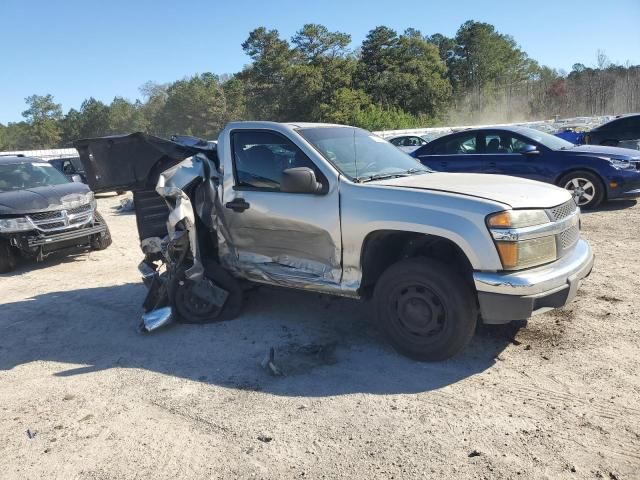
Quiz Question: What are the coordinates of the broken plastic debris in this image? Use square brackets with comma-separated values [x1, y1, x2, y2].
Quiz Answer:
[118, 197, 135, 212]
[261, 347, 283, 376]
[139, 307, 173, 333]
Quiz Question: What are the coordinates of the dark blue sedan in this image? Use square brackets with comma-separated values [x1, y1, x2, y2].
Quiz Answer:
[411, 126, 640, 208]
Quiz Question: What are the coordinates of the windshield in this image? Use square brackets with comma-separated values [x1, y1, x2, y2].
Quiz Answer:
[0, 162, 70, 192]
[520, 127, 575, 150]
[297, 126, 430, 181]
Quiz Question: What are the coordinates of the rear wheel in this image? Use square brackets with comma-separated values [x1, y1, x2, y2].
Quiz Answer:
[373, 258, 478, 361]
[558, 170, 604, 209]
[0, 241, 18, 274]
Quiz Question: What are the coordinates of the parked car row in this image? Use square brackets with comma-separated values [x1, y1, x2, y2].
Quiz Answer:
[399, 125, 640, 209]
[0, 155, 112, 273]
[584, 113, 640, 150]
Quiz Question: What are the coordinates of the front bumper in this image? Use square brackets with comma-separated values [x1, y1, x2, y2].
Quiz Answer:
[606, 169, 640, 199]
[473, 239, 594, 324]
[4, 223, 107, 257]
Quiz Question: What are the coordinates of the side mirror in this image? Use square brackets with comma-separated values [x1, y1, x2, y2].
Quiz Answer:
[71, 174, 83, 183]
[281, 167, 323, 194]
[521, 144, 540, 156]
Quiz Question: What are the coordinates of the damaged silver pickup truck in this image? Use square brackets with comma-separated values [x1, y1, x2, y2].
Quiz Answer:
[75, 122, 594, 361]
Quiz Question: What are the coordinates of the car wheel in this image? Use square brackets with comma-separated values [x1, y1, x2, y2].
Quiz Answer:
[91, 211, 113, 250]
[373, 257, 478, 361]
[168, 261, 243, 324]
[558, 170, 604, 209]
[0, 241, 18, 273]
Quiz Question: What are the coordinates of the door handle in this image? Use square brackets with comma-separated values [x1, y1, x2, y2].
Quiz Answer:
[225, 198, 250, 213]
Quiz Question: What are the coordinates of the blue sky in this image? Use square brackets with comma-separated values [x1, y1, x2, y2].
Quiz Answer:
[1, 0, 639, 124]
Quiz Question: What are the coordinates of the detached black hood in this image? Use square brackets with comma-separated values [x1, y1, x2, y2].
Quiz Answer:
[0, 182, 90, 216]
[74, 133, 215, 193]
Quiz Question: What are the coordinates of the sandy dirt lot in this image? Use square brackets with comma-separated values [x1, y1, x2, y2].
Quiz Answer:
[1, 194, 639, 479]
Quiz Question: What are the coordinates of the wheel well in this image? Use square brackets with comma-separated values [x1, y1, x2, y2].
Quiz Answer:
[358, 230, 474, 298]
[555, 168, 607, 200]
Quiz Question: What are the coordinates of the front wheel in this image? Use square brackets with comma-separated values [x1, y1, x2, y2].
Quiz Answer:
[91, 211, 112, 250]
[0, 241, 18, 274]
[373, 258, 478, 361]
[558, 170, 604, 209]
[168, 261, 243, 324]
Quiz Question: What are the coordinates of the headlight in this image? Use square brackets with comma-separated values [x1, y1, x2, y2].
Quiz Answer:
[597, 156, 635, 170]
[494, 236, 557, 270]
[487, 209, 550, 228]
[0, 217, 32, 233]
[87, 191, 96, 209]
[487, 209, 557, 270]
[609, 158, 634, 170]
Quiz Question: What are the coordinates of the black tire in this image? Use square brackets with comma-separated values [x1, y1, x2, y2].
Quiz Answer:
[169, 260, 243, 324]
[373, 257, 478, 361]
[558, 170, 605, 209]
[91, 211, 113, 250]
[0, 241, 18, 274]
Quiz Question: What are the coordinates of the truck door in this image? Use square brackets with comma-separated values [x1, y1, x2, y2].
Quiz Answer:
[219, 129, 342, 288]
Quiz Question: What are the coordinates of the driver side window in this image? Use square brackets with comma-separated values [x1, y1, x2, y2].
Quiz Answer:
[433, 133, 477, 155]
[484, 133, 530, 154]
[231, 130, 319, 191]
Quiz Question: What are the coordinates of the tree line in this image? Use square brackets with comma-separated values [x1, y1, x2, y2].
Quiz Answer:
[2, 20, 639, 150]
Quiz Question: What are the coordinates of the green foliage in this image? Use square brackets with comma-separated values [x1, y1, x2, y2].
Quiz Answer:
[21, 94, 63, 148]
[355, 28, 451, 119]
[108, 97, 148, 134]
[2, 21, 639, 151]
[239, 27, 293, 119]
[154, 73, 226, 138]
[78, 98, 110, 138]
[351, 104, 431, 131]
[1, 122, 32, 150]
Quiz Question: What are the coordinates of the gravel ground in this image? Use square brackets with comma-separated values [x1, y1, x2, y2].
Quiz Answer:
[1, 194, 639, 480]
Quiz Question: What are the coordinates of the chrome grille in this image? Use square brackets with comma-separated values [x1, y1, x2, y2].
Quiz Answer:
[39, 221, 67, 230]
[548, 200, 578, 221]
[67, 204, 92, 215]
[26, 203, 94, 233]
[560, 224, 580, 250]
[28, 210, 62, 221]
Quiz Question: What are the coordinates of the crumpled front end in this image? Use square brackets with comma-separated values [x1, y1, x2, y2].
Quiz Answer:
[76, 133, 233, 331]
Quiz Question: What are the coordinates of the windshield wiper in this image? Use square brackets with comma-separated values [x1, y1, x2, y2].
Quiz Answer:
[357, 172, 406, 182]
[405, 167, 431, 174]
[357, 167, 430, 183]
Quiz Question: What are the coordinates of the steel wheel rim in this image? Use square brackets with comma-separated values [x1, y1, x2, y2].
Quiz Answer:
[564, 177, 596, 206]
[389, 283, 448, 344]
[176, 280, 221, 318]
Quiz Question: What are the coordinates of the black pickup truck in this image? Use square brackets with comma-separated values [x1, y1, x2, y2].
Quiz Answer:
[0, 155, 112, 273]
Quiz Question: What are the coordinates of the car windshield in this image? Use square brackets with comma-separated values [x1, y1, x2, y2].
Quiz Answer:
[0, 161, 70, 192]
[519, 127, 575, 150]
[297, 126, 431, 181]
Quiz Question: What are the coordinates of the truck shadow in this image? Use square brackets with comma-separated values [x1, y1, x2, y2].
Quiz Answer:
[0, 283, 516, 397]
